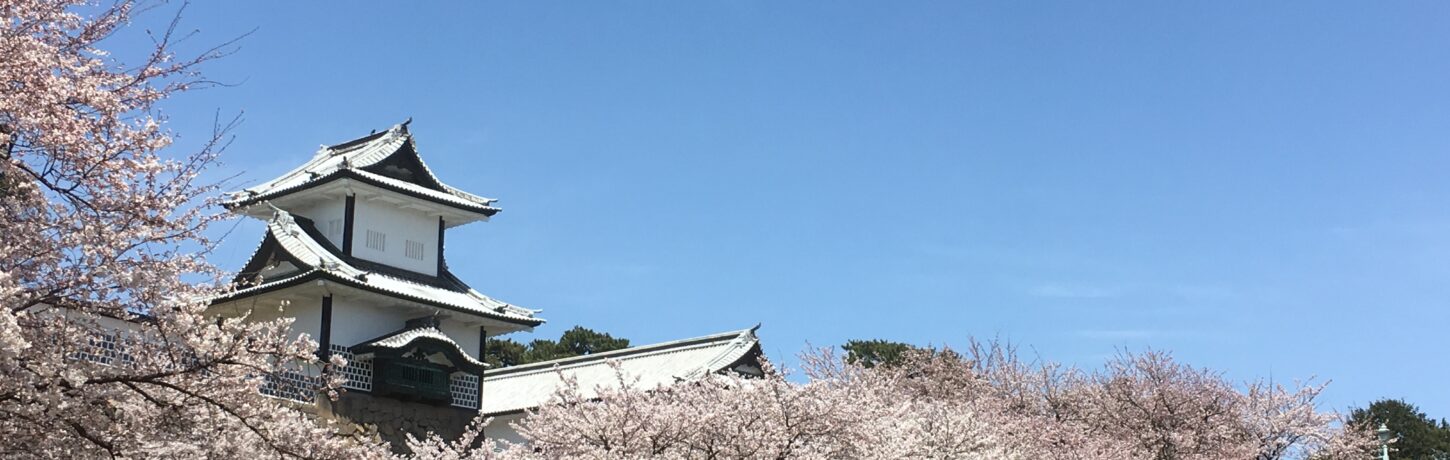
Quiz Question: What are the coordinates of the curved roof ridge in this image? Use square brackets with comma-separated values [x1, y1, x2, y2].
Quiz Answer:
[351, 324, 490, 372]
[222, 124, 502, 218]
[224, 124, 408, 203]
[401, 135, 498, 206]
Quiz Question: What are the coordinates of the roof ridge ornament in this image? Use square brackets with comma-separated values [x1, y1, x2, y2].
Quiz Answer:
[387, 119, 411, 135]
[266, 203, 292, 225]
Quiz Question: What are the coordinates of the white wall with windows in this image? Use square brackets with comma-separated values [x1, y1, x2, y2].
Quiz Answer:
[351, 200, 438, 275]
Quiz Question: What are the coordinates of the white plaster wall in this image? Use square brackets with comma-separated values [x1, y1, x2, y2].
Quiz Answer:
[290, 200, 346, 247]
[228, 298, 325, 343]
[329, 299, 418, 348]
[329, 299, 484, 362]
[90, 313, 141, 334]
[38, 306, 145, 337]
[289, 302, 323, 343]
[483, 413, 530, 445]
[280, 302, 323, 343]
[438, 318, 482, 359]
[351, 200, 438, 276]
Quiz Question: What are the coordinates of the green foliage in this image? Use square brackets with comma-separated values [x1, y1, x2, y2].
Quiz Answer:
[559, 326, 631, 356]
[842, 339, 919, 368]
[482, 338, 528, 368]
[1347, 399, 1450, 460]
[483, 326, 631, 368]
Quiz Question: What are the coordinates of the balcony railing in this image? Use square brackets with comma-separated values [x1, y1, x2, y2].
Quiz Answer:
[373, 357, 452, 403]
[325, 345, 480, 409]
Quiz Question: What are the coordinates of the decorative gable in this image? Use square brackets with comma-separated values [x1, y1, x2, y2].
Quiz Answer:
[349, 316, 487, 406]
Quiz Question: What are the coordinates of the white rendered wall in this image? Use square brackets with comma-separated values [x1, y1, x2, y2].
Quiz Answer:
[351, 200, 439, 276]
[438, 319, 482, 359]
[289, 200, 346, 248]
[329, 299, 419, 348]
[235, 298, 324, 344]
[330, 298, 483, 360]
[484, 413, 529, 445]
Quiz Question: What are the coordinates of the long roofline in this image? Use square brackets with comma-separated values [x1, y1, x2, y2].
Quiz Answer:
[479, 325, 763, 415]
[485, 325, 760, 377]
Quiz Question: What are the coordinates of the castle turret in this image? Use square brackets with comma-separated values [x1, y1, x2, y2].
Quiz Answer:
[211, 122, 543, 414]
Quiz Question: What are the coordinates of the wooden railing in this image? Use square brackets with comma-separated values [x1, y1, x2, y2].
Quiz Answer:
[373, 357, 451, 403]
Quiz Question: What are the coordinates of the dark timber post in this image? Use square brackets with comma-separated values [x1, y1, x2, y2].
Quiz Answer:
[319, 295, 334, 360]
[478, 327, 487, 407]
[342, 195, 356, 256]
[437, 216, 446, 274]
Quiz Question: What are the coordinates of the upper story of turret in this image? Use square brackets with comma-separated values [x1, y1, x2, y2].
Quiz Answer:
[213, 122, 543, 334]
[222, 120, 494, 277]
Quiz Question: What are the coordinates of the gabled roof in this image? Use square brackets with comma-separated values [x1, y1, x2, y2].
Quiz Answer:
[211, 209, 544, 327]
[480, 326, 763, 416]
[221, 121, 500, 217]
[352, 322, 490, 374]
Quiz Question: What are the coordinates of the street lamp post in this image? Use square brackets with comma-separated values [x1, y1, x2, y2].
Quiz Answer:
[1376, 422, 1391, 460]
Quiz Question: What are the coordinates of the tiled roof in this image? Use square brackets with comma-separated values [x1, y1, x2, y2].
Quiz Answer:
[479, 327, 762, 415]
[221, 122, 499, 215]
[212, 209, 543, 326]
[352, 325, 490, 371]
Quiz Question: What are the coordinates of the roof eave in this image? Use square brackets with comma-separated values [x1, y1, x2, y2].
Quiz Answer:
[222, 170, 500, 218]
[208, 271, 543, 327]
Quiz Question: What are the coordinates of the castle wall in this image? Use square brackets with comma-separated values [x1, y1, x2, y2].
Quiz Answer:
[328, 390, 480, 453]
[329, 299, 420, 348]
[438, 318, 482, 359]
[235, 297, 322, 344]
[351, 200, 439, 276]
[482, 412, 530, 446]
[290, 199, 346, 248]
[329, 298, 485, 365]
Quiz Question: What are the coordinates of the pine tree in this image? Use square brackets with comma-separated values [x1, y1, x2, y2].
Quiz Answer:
[1348, 399, 1450, 459]
[484, 326, 631, 367]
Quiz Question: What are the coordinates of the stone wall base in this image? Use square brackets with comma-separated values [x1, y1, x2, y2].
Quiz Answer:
[322, 391, 477, 453]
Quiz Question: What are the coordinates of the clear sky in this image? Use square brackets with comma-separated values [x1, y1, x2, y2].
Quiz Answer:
[142, 2, 1450, 417]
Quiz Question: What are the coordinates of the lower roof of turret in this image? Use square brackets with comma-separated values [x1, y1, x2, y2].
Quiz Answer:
[210, 209, 544, 327]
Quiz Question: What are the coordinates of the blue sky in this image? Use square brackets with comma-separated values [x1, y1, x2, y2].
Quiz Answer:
[140, 2, 1449, 417]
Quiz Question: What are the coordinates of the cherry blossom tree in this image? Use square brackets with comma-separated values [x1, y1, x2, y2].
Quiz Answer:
[0, 2, 1384, 459]
[405, 343, 1375, 460]
[1, 1, 389, 457]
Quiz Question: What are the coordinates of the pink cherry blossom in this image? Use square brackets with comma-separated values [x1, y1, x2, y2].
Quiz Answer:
[2, 2, 1382, 459]
[405, 342, 1375, 459]
[1, 1, 389, 457]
